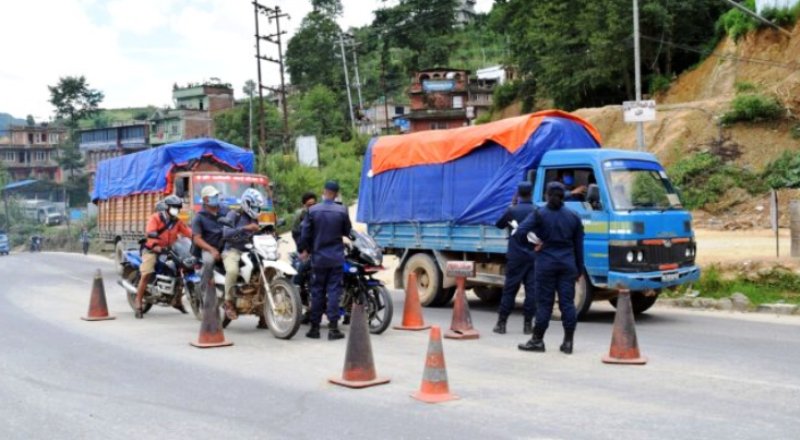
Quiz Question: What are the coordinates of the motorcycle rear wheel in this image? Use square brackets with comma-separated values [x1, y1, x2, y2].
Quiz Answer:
[264, 277, 302, 339]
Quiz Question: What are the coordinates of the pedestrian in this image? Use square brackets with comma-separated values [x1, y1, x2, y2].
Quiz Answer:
[80, 227, 90, 255]
[517, 181, 585, 354]
[191, 186, 234, 320]
[291, 192, 317, 323]
[134, 195, 192, 319]
[493, 181, 537, 335]
[300, 180, 352, 341]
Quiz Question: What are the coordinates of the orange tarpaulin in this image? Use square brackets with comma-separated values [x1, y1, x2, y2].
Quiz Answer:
[370, 110, 602, 176]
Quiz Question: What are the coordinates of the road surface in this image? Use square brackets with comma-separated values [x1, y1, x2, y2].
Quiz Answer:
[1, 252, 798, 439]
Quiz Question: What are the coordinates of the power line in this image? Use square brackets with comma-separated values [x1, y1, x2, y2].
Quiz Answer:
[254, 1, 291, 153]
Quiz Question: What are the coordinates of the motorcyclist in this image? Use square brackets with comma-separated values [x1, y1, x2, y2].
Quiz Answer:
[221, 188, 265, 321]
[191, 186, 228, 311]
[133, 195, 192, 319]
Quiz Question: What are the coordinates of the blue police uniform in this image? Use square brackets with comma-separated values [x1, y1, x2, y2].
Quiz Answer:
[517, 192, 584, 334]
[495, 199, 537, 326]
[300, 199, 352, 327]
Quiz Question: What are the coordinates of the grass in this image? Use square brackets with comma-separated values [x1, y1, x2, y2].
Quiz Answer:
[667, 265, 800, 305]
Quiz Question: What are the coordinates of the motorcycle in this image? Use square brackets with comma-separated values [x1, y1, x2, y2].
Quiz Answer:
[29, 235, 42, 252]
[118, 237, 199, 315]
[212, 231, 303, 340]
[291, 230, 393, 335]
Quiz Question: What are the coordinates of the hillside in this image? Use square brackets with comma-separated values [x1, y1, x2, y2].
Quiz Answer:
[0, 112, 25, 134]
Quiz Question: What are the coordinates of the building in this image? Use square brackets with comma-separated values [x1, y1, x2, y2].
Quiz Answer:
[78, 122, 150, 175]
[468, 65, 518, 121]
[150, 82, 234, 146]
[456, 0, 477, 25]
[358, 98, 410, 136]
[406, 68, 470, 133]
[0, 125, 66, 182]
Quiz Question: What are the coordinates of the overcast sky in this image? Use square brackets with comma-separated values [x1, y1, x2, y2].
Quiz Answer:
[0, 0, 493, 121]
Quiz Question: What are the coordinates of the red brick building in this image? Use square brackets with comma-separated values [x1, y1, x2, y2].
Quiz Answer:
[406, 68, 470, 133]
[0, 125, 66, 182]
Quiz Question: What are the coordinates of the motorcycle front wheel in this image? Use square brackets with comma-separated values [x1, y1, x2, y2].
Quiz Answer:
[264, 277, 302, 340]
[365, 285, 393, 335]
[124, 269, 153, 314]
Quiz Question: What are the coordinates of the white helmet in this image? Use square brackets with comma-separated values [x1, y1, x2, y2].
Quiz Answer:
[241, 188, 264, 220]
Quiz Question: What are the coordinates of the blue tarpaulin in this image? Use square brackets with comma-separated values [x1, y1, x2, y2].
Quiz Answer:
[357, 117, 601, 225]
[92, 138, 254, 201]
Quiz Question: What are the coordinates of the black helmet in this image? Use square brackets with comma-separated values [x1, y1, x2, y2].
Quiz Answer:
[164, 195, 183, 209]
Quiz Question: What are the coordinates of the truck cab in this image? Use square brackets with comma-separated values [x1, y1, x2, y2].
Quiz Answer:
[533, 148, 699, 312]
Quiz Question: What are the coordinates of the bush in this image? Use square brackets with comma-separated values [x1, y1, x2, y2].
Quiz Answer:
[762, 151, 800, 189]
[474, 112, 493, 125]
[668, 152, 766, 209]
[492, 81, 520, 111]
[720, 93, 784, 124]
[734, 81, 756, 93]
[761, 5, 800, 26]
[792, 124, 800, 140]
[717, 0, 758, 41]
[649, 74, 672, 95]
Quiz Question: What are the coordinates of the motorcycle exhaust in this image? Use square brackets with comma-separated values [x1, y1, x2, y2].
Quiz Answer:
[117, 279, 138, 295]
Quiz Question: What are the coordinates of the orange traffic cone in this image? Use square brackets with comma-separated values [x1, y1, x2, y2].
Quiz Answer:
[329, 301, 390, 388]
[411, 325, 459, 403]
[602, 290, 647, 365]
[190, 279, 233, 348]
[445, 277, 479, 340]
[81, 269, 115, 321]
[393, 272, 431, 331]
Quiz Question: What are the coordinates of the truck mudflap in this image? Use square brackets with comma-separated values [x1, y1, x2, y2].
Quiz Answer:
[606, 265, 700, 291]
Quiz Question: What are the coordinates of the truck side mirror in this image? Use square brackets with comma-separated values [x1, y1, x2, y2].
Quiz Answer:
[587, 184, 601, 210]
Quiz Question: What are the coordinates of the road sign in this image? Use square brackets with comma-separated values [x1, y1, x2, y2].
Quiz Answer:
[295, 136, 319, 168]
[622, 100, 657, 123]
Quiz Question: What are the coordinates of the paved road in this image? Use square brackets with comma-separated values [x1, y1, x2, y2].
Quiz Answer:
[1, 252, 799, 439]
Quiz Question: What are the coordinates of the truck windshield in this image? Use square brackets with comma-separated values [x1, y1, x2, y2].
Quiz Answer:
[192, 174, 274, 212]
[604, 160, 682, 211]
[46, 207, 58, 214]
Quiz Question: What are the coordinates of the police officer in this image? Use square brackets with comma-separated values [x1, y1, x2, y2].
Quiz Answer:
[517, 181, 584, 354]
[493, 181, 537, 335]
[300, 180, 352, 340]
[191, 186, 229, 318]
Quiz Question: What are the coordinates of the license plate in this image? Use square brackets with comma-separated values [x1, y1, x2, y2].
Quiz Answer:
[662, 272, 679, 282]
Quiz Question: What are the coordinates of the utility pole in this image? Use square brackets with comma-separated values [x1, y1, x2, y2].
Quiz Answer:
[252, 1, 266, 155]
[253, 2, 290, 153]
[381, 37, 390, 133]
[349, 38, 364, 112]
[338, 32, 356, 129]
[633, 0, 645, 151]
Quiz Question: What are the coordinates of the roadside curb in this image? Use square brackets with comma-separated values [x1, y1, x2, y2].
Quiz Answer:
[661, 295, 800, 316]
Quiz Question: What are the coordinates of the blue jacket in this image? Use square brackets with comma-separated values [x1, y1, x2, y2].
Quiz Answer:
[300, 200, 353, 268]
[516, 204, 584, 272]
[222, 210, 258, 252]
[495, 200, 537, 260]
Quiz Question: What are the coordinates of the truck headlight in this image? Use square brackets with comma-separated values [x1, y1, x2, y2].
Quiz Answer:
[636, 251, 644, 262]
[626, 251, 634, 263]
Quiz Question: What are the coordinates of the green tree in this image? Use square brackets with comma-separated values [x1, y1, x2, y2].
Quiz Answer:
[291, 85, 346, 139]
[286, 11, 342, 93]
[311, 0, 342, 17]
[374, 0, 459, 69]
[25, 115, 35, 126]
[214, 100, 283, 153]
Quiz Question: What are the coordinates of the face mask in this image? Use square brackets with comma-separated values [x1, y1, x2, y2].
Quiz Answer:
[562, 175, 574, 186]
[207, 195, 220, 208]
[169, 207, 179, 217]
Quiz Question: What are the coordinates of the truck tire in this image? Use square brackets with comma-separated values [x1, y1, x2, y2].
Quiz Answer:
[575, 275, 593, 318]
[474, 286, 503, 305]
[403, 253, 445, 307]
[610, 290, 658, 315]
[114, 241, 125, 276]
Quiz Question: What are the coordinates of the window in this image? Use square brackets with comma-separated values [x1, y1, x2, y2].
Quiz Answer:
[39, 133, 47, 143]
[394, 106, 405, 116]
[199, 99, 204, 111]
[34, 151, 48, 162]
[49, 133, 59, 144]
[453, 95, 464, 109]
[1, 151, 16, 161]
[28, 133, 34, 144]
[541, 167, 596, 203]
[429, 122, 449, 130]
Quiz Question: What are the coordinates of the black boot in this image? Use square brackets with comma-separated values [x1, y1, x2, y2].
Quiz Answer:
[493, 317, 507, 334]
[523, 318, 533, 335]
[560, 329, 574, 354]
[306, 324, 320, 339]
[328, 322, 345, 341]
[518, 328, 546, 352]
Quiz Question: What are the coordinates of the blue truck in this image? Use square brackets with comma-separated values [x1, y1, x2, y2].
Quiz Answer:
[357, 111, 699, 316]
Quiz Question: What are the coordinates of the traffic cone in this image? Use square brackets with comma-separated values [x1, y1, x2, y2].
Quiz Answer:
[190, 279, 233, 348]
[81, 269, 115, 321]
[411, 325, 459, 403]
[393, 272, 431, 331]
[445, 278, 479, 340]
[329, 301, 390, 388]
[602, 290, 647, 365]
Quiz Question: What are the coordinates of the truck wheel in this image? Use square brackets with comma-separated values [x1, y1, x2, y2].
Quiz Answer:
[403, 253, 444, 307]
[474, 286, 503, 305]
[555, 275, 593, 320]
[610, 290, 658, 315]
[114, 241, 125, 276]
